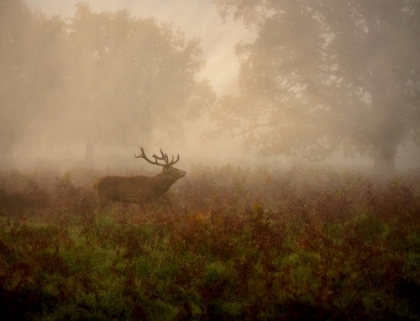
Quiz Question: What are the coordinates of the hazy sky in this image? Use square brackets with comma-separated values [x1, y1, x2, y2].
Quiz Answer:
[24, 0, 255, 95]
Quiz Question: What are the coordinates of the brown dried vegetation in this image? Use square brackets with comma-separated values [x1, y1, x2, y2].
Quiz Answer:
[0, 165, 419, 320]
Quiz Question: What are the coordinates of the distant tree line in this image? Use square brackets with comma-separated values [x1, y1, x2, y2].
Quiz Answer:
[0, 0, 215, 165]
[211, 0, 420, 172]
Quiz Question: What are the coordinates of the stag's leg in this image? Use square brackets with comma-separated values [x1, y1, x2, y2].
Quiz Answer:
[98, 194, 110, 212]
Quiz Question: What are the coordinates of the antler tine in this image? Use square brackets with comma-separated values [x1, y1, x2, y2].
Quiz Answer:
[134, 146, 144, 159]
[167, 153, 180, 166]
[135, 146, 165, 166]
[161, 148, 169, 164]
[140, 147, 180, 167]
[152, 148, 166, 161]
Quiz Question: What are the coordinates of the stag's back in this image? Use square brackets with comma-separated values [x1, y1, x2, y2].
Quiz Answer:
[94, 175, 155, 208]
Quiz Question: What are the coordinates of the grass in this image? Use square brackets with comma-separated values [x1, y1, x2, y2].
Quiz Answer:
[0, 165, 419, 320]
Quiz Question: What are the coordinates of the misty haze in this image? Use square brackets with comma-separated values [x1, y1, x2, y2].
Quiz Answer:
[1, 1, 420, 320]
[0, 0, 417, 172]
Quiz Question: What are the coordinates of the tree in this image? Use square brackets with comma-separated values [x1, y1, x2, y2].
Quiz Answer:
[211, 0, 420, 172]
[0, 0, 67, 164]
[1, 2, 214, 166]
[64, 4, 215, 164]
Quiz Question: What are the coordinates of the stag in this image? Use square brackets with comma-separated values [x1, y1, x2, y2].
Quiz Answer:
[93, 147, 186, 211]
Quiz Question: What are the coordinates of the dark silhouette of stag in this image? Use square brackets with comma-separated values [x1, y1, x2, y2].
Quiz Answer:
[93, 147, 186, 211]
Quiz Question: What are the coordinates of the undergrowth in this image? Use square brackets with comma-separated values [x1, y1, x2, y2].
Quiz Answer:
[0, 165, 419, 320]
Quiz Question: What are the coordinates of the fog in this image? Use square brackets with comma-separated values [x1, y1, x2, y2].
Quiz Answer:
[2, 0, 419, 173]
[26, 0, 254, 95]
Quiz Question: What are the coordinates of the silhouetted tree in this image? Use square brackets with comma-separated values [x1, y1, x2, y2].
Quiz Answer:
[65, 4, 215, 164]
[0, 0, 66, 165]
[212, 0, 420, 172]
[1, 2, 214, 166]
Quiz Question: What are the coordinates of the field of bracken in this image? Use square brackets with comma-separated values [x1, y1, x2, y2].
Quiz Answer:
[0, 165, 419, 320]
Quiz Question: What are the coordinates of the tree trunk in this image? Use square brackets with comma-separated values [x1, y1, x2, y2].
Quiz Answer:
[85, 139, 96, 167]
[373, 145, 396, 175]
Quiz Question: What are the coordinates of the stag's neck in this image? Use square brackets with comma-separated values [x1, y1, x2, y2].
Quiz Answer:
[150, 171, 173, 194]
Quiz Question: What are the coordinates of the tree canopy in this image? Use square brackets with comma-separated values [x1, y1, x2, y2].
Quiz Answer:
[0, 0, 67, 158]
[0, 1, 215, 165]
[212, 0, 420, 172]
[66, 4, 215, 163]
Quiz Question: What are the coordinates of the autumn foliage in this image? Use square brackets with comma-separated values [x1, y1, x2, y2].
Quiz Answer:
[0, 166, 419, 320]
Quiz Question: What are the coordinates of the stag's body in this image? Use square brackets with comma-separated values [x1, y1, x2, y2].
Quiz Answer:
[93, 147, 186, 211]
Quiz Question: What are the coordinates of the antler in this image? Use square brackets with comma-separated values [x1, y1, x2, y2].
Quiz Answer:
[135, 147, 180, 167]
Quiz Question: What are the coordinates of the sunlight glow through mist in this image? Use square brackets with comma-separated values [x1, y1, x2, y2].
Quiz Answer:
[25, 0, 255, 95]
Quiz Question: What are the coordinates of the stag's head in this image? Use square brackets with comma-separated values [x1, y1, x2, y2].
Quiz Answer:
[135, 147, 186, 182]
